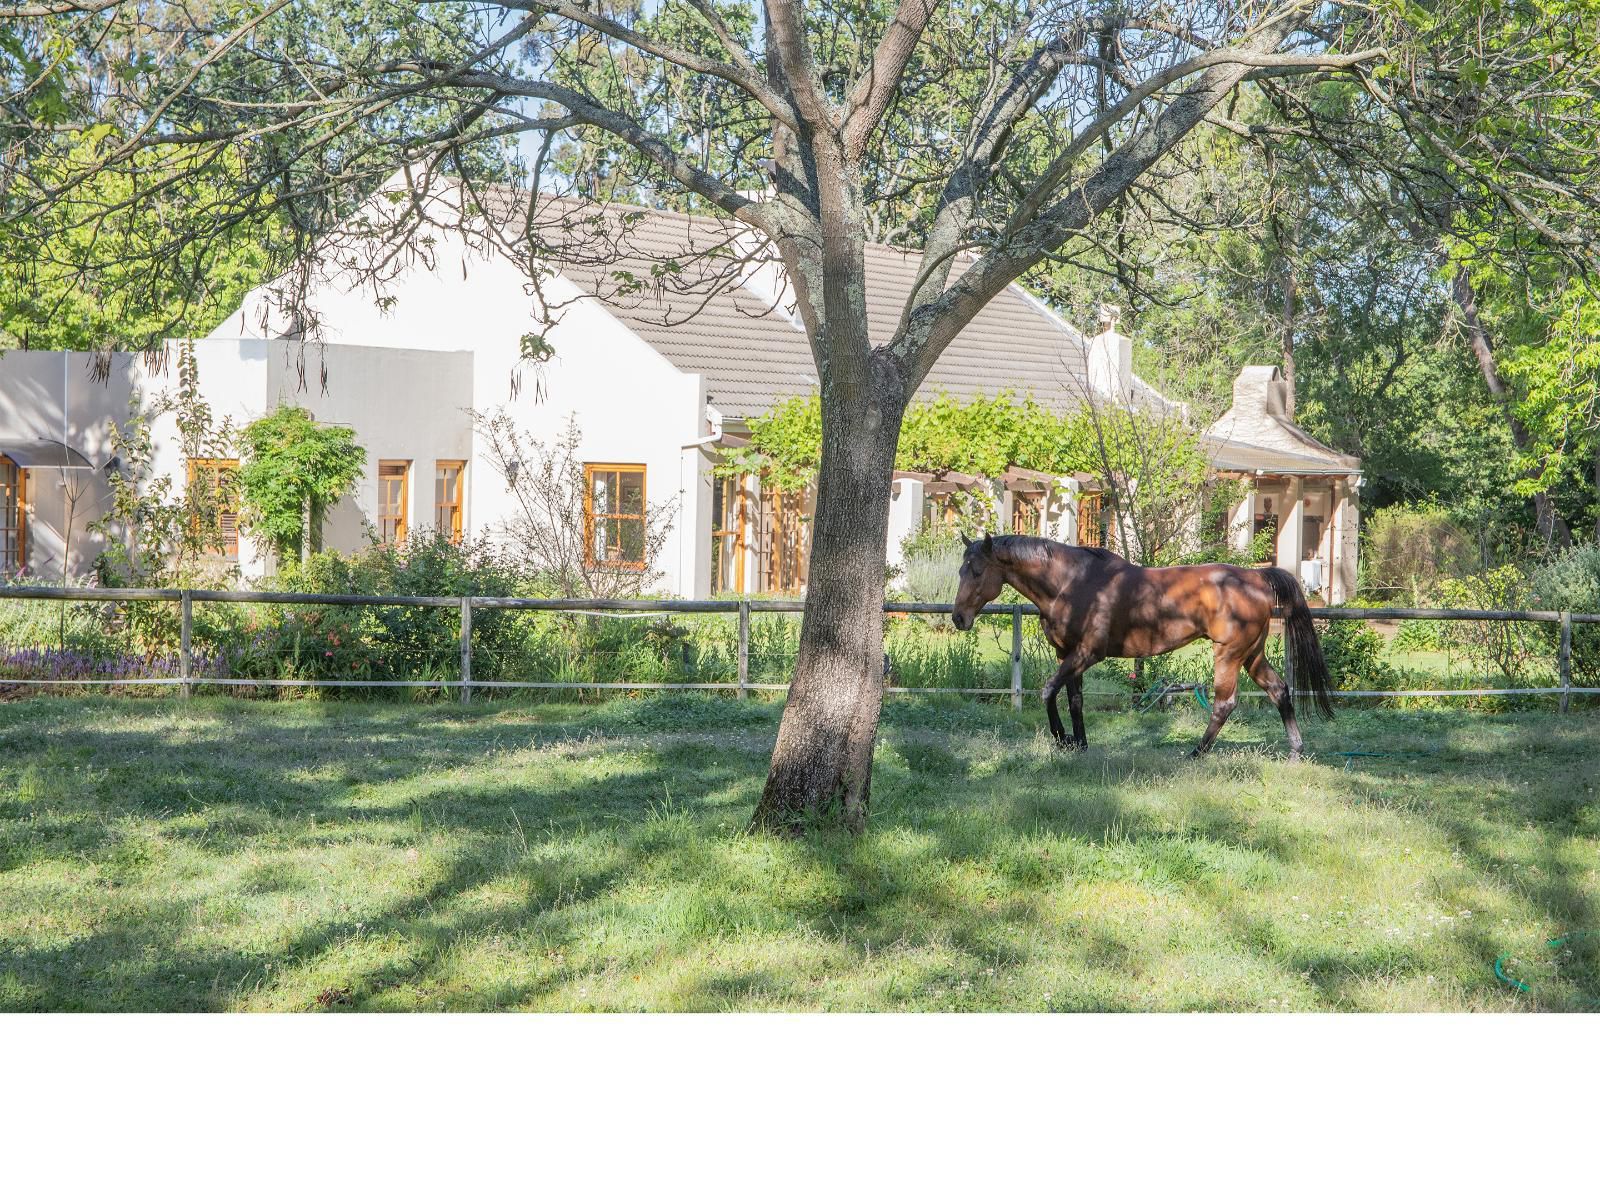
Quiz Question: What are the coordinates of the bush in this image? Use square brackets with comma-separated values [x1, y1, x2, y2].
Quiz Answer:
[897, 524, 964, 606]
[1530, 543, 1600, 687]
[1316, 621, 1400, 692]
[1434, 565, 1541, 683]
[227, 533, 532, 684]
[1361, 503, 1476, 603]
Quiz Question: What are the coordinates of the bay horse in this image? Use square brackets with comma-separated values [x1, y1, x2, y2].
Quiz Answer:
[950, 534, 1333, 758]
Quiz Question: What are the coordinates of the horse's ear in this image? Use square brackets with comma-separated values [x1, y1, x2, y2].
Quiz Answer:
[962, 534, 976, 549]
[981, 533, 993, 553]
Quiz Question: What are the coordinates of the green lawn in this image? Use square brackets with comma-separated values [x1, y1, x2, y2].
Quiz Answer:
[2, 693, 1596, 1011]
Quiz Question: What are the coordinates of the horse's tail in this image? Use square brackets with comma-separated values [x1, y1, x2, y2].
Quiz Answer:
[1260, 567, 1335, 719]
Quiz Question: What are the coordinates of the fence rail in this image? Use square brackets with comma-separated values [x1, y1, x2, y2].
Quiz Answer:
[3, 585, 1598, 707]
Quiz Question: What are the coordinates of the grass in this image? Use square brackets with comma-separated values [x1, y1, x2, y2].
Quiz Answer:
[2, 692, 1597, 1012]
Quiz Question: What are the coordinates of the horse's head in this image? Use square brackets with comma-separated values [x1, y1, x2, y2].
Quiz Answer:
[951, 534, 1003, 631]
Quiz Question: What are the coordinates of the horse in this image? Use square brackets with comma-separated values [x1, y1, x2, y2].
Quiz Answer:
[950, 534, 1333, 758]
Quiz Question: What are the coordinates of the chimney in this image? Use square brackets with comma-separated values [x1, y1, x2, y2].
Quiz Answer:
[1232, 365, 1290, 420]
[1087, 303, 1132, 401]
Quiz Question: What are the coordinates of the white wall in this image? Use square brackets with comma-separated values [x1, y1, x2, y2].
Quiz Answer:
[214, 219, 709, 596]
[0, 351, 143, 579]
[262, 341, 474, 557]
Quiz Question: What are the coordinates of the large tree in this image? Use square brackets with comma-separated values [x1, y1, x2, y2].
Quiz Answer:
[6, 1, 1599, 832]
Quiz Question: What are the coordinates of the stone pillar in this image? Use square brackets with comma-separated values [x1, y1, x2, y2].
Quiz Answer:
[1276, 476, 1304, 571]
[886, 476, 925, 575]
[1048, 476, 1080, 544]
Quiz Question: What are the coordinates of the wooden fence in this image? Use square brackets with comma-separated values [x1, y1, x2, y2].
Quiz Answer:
[2, 585, 1598, 711]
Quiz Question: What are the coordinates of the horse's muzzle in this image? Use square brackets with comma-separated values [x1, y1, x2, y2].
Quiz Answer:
[952, 611, 972, 632]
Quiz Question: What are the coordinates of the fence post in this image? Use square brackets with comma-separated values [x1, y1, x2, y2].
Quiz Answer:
[459, 596, 473, 705]
[179, 589, 193, 700]
[1559, 611, 1572, 715]
[1011, 604, 1024, 711]
[737, 601, 750, 701]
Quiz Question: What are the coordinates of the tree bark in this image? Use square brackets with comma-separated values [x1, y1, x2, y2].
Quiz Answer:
[1451, 269, 1572, 548]
[750, 354, 906, 835]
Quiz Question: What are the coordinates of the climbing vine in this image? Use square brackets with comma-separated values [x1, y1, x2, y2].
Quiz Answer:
[237, 406, 367, 562]
[719, 389, 1105, 489]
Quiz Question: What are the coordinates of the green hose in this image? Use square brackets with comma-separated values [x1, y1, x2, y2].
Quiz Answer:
[1493, 931, 1594, 994]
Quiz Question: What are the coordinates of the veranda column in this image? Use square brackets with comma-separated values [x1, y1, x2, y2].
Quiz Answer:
[1329, 478, 1346, 604]
[1228, 486, 1255, 553]
[1335, 476, 1360, 603]
[1276, 476, 1304, 571]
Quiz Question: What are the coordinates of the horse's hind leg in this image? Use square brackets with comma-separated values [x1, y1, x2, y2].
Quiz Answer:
[1245, 646, 1304, 761]
[1190, 645, 1243, 758]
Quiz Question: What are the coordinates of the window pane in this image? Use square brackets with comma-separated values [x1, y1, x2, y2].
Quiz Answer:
[619, 515, 644, 563]
[605, 517, 627, 560]
[619, 471, 644, 515]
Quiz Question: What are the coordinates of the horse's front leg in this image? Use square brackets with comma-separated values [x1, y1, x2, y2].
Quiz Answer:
[1041, 657, 1073, 748]
[1064, 669, 1088, 750]
[1042, 652, 1093, 751]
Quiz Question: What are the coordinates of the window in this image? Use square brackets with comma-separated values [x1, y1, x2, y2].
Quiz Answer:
[1076, 491, 1105, 548]
[187, 458, 240, 560]
[378, 461, 410, 545]
[1011, 492, 1044, 536]
[1, 456, 24, 575]
[584, 464, 646, 569]
[435, 461, 465, 543]
[756, 482, 809, 593]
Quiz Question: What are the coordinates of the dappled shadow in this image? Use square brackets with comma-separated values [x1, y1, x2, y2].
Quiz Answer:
[2, 695, 1596, 1011]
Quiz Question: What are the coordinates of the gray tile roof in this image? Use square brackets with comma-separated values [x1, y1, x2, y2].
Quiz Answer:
[522, 196, 1171, 422]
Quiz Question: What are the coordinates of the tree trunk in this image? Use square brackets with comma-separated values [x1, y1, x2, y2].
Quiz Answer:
[1280, 248, 1297, 415]
[750, 353, 906, 836]
[1451, 269, 1572, 548]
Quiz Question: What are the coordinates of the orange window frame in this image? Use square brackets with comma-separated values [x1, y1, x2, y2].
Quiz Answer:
[379, 461, 410, 545]
[584, 463, 647, 570]
[187, 458, 240, 559]
[435, 460, 465, 543]
[0, 456, 25, 575]
[1077, 491, 1104, 548]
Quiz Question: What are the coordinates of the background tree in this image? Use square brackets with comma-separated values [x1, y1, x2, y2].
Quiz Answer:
[8, 1, 1600, 832]
[236, 405, 367, 564]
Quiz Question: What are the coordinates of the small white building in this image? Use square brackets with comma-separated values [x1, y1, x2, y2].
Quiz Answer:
[0, 191, 1360, 601]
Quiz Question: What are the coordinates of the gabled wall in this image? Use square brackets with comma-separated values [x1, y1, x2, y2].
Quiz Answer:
[213, 219, 710, 596]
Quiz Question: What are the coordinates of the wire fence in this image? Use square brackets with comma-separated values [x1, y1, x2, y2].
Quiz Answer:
[1, 585, 1598, 711]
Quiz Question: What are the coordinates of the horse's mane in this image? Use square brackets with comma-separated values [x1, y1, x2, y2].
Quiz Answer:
[995, 534, 1122, 565]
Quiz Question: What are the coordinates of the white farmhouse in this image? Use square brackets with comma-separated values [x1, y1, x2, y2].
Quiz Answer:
[0, 191, 1361, 601]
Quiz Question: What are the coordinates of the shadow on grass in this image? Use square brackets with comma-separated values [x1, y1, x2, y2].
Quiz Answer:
[2, 695, 1597, 1011]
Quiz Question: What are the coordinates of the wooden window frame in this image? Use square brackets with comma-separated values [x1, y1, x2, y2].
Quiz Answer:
[0, 455, 25, 576]
[187, 457, 240, 560]
[378, 460, 410, 545]
[1076, 491, 1105, 549]
[434, 460, 465, 544]
[584, 463, 648, 571]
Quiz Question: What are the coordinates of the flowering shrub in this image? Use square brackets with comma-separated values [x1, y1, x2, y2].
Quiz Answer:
[0, 646, 226, 682]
